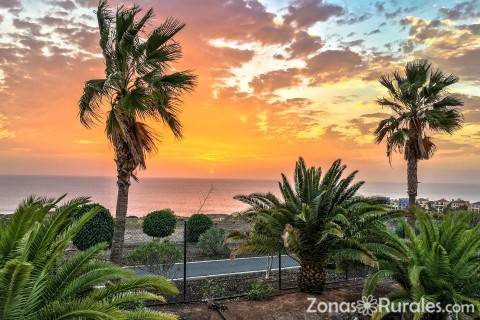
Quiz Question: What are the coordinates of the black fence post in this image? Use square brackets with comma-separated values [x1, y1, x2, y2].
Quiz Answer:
[278, 251, 282, 290]
[183, 220, 187, 302]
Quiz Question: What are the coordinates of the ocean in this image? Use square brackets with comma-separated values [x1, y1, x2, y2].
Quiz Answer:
[0, 175, 479, 216]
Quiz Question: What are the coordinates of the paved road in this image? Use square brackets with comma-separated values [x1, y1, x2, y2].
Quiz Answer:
[126, 255, 299, 280]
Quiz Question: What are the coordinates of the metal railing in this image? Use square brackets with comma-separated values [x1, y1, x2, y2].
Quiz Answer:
[124, 221, 368, 303]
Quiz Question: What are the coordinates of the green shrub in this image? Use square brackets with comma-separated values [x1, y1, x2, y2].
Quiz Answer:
[127, 240, 182, 277]
[201, 279, 226, 301]
[142, 209, 176, 238]
[72, 203, 114, 251]
[247, 280, 274, 300]
[186, 214, 213, 242]
[198, 227, 229, 256]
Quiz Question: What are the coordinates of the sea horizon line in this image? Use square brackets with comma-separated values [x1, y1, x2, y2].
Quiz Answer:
[0, 174, 479, 186]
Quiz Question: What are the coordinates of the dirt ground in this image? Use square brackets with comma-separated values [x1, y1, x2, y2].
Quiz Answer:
[155, 281, 393, 320]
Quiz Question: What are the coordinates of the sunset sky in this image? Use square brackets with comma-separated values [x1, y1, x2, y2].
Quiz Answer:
[0, 0, 479, 183]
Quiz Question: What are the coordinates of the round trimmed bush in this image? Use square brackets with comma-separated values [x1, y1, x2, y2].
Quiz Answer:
[142, 209, 177, 238]
[186, 214, 213, 242]
[72, 203, 114, 251]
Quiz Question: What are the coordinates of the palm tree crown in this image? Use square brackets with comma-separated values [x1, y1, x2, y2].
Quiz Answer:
[79, 0, 196, 171]
[375, 59, 463, 161]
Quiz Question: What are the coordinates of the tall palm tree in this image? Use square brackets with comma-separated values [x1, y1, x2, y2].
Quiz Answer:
[364, 211, 480, 320]
[374, 59, 463, 211]
[231, 157, 394, 292]
[0, 196, 178, 319]
[79, 1, 196, 263]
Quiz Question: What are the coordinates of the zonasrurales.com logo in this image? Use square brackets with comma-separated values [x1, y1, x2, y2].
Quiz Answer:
[355, 295, 378, 316]
[306, 295, 380, 316]
[306, 296, 475, 316]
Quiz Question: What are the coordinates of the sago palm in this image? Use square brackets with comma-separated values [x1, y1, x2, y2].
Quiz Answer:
[231, 157, 393, 292]
[228, 192, 284, 258]
[79, 1, 196, 263]
[0, 196, 178, 320]
[374, 59, 463, 211]
[364, 211, 480, 320]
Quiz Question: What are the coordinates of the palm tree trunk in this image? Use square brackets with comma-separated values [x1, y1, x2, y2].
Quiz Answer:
[298, 261, 326, 293]
[110, 144, 133, 264]
[407, 156, 418, 208]
[406, 155, 418, 225]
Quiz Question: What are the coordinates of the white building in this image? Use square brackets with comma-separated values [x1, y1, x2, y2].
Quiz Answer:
[432, 199, 450, 213]
[416, 198, 430, 210]
[450, 199, 470, 210]
[471, 202, 480, 214]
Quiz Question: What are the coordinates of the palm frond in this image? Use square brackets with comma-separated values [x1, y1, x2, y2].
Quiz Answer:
[0, 196, 179, 319]
[365, 210, 480, 317]
[79, 79, 108, 128]
[146, 17, 185, 54]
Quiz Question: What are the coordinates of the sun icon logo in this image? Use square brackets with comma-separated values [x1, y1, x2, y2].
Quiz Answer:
[356, 295, 379, 316]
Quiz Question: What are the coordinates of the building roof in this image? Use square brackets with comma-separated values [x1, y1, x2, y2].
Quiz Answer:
[451, 199, 469, 204]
